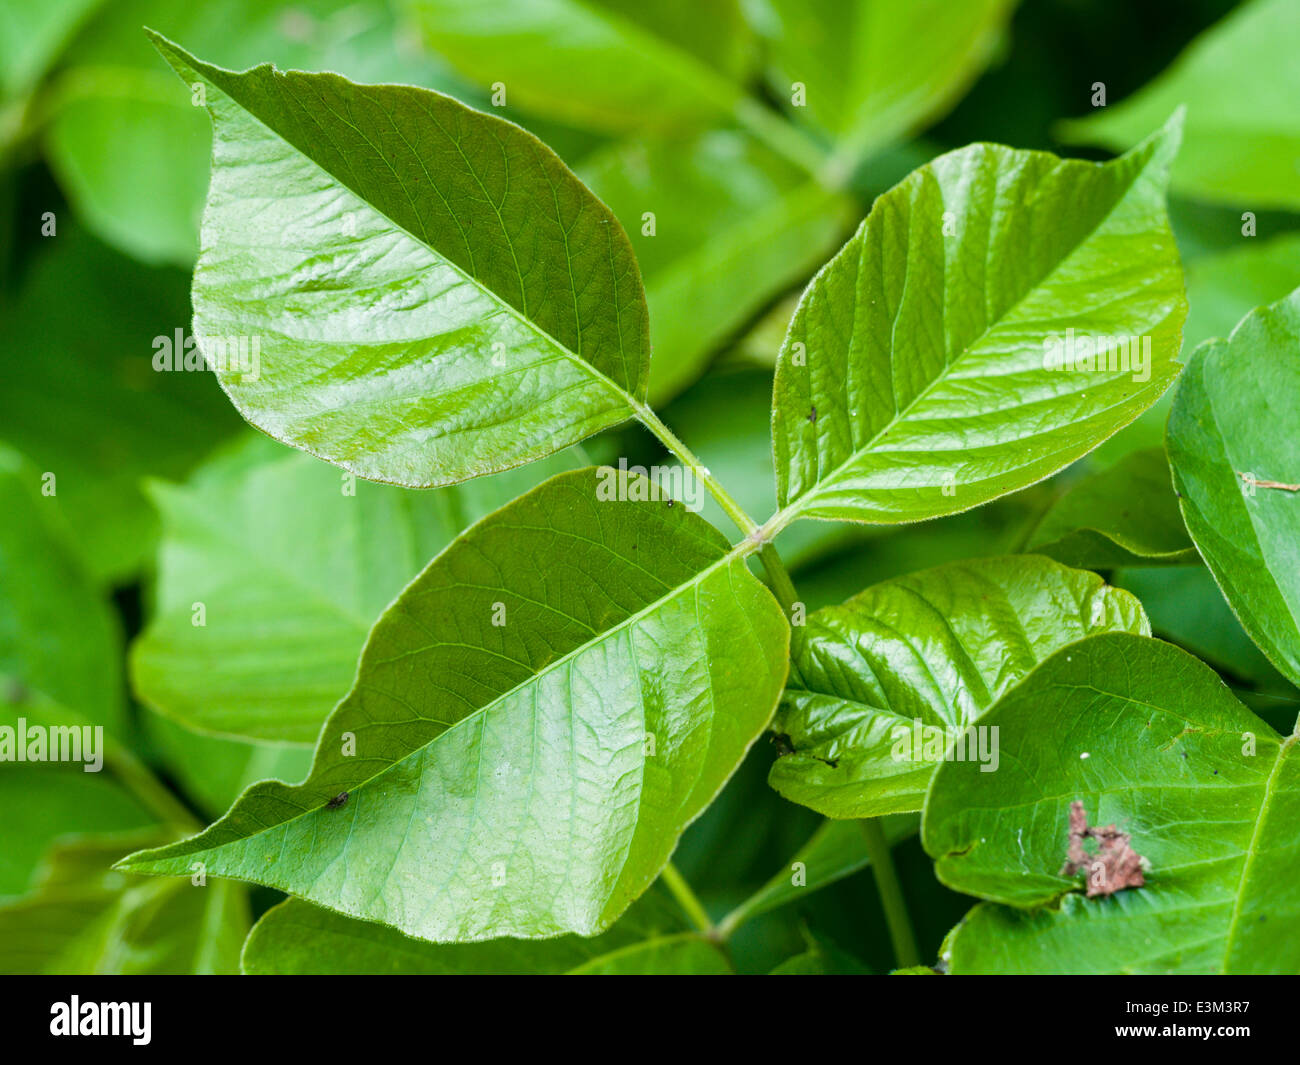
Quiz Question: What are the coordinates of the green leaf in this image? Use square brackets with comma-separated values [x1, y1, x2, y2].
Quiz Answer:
[757, 0, 1015, 164]
[0, 447, 124, 733]
[131, 436, 582, 742]
[1026, 448, 1196, 568]
[242, 893, 728, 974]
[925, 633, 1299, 975]
[121, 468, 789, 941]
[402, 0, 752, 133]
[578, 131, 854, 403]
[150, 34, 649, 487]
[1168, 291, 1300, 688]
[771, 556, 1149, 818]
[771, 116, 1187, 526]
[717, 814, 918, 937]
[1059, 0, 1300, 210]
[0, 831, 247, 975]
[0, 225, 241, 581]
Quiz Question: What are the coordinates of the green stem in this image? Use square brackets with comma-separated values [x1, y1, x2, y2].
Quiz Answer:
[661, 861, 713, 935]
[733, 96, 831, 180]
[633, 404, 806, 622]
[759, 541, 800, 618]
[859, 818, 919, 968]
[634, 402, 759, 537]
[106, 739, 200, 831]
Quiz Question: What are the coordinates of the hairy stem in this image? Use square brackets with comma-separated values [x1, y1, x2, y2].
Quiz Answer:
[634, 403, 759, 536]
[661, 861, 713, 935]
[859, 818, 920, 969]
[759, 541, 800, 618]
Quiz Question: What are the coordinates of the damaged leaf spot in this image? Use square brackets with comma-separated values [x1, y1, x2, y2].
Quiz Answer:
[770, 732, 796, 757]
[1060, 800, 1146, 897]
[1238, 472, 1300, 492]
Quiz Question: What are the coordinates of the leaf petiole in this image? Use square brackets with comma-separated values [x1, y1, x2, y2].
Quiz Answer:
[660, 862, 713, 936]
[859, 818, 920, 969]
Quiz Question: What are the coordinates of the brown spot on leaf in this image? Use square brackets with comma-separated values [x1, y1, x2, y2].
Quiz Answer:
[807, 406, 817, 423]
[1060, 801, 1146, 897]
[1239, 472, 1300, 492]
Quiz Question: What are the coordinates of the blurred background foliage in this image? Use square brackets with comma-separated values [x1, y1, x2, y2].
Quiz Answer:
[1, 0, 1297, 973]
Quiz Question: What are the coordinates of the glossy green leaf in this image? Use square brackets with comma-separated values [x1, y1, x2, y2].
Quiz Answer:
[1168, 291, 1300, 688]
[242, 892, 726, 974]
[757, 0, 1015, 164]
[772, 117, 1187, 525]
[1026, 448, 1196, 568]
[1059, 0, 1300, 210]
[402, 0, 752, 133]
[926, 633, 1299, 974]
[121, 468, 789, 941]
[771, 557, 1149, 818]
[151, 34, 649, 487]
[0, 225, 241, 581]
[0, 447, 123, 733]
[132, 437, 582, 742]
[717, 814, 918, 937]
[579, 131, 853, 402]
[0, 831, 247, 975]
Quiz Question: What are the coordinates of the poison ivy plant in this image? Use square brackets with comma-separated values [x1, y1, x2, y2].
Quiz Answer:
[36, 0, 472, 263]
[769, 556, 1149, 818]
[925, 634, 1299, 974]
[1, 3, 1284, 979]
[1168, 291, 1300, 688]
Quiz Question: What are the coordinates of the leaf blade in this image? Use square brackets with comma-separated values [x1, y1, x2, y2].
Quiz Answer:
[772, 116, 1187, 525]
[121, 467, 789, 941]
[151, 33, 648, 487]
